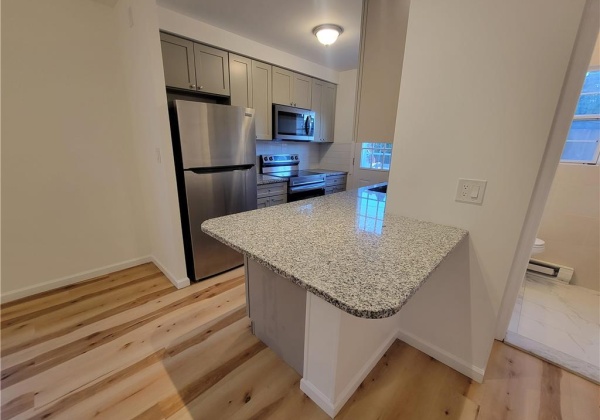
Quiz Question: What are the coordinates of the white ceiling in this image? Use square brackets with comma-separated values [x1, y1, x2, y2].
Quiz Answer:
[156, 0, 363, 71]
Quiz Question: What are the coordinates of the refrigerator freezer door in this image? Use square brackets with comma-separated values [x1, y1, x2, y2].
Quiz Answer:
[175, 101, 256, 169]
[184, 167, 257, 280]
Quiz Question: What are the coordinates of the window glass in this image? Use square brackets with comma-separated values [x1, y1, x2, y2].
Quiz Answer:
[560, 70, 600, 164]
[359, 142, 393, 170]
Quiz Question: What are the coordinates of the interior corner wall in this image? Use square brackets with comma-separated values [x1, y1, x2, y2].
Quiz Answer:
[114, 0, 188, 287]
[156, 6, 339, 84]
[385, 0, 588, 375]
[1, 0, 150, 301]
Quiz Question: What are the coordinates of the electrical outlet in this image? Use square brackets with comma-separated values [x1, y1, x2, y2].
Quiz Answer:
[456, 179, 487, 205]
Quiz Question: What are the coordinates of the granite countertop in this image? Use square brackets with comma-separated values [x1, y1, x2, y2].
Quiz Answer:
[257, 174, 287, 185]
[202, 184, 468, 319]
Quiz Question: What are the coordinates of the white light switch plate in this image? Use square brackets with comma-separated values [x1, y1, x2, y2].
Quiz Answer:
[456, 179, 487, 205]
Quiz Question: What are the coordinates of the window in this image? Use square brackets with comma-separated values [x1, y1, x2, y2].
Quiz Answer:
[360, 143, 393, 170]
[560, 69, 600, 164]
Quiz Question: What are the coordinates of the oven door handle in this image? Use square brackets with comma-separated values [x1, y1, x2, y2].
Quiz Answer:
[289, 182, 325, 193]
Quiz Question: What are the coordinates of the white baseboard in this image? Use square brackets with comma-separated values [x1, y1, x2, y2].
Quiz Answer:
[0, 256, 152, 304]
[397, 328, 485, 383]
[300, 328, 399, 418]
[332, 328, 399, 416]
[150, 255, 190, 289]
[300, 379, 336, 418]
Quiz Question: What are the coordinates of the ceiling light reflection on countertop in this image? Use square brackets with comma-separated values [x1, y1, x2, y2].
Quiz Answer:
[313, 24, 343, 46]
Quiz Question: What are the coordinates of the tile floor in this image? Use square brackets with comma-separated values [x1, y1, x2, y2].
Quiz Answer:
[506, 274, 600, 383]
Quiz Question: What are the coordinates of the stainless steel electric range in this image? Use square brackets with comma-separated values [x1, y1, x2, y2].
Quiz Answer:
[260, 154, 326, 202]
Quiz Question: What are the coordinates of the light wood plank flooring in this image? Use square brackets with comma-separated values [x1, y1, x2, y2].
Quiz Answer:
[1, 263, 598, 419]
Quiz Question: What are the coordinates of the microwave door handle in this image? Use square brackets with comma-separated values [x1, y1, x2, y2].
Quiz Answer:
[305, 115, 313, 136]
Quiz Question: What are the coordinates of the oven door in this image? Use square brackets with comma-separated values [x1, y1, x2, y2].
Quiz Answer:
[288, 182, 325, 202]
[273, 104, 315, 141]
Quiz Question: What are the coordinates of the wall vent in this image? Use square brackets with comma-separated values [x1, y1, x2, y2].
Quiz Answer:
[527, 258, 574, 284]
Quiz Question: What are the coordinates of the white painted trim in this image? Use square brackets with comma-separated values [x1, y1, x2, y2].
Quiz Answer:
[300, 379, 336, 418]
[397, 328, 485, 383]
[331, 328, 399, 416]
[150, 255, 190, 289]
[0, 256, 152, 304]
[495, 0, 600, 341]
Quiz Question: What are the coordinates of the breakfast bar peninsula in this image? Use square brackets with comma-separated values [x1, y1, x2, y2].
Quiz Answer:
[202, 185, 468, 417]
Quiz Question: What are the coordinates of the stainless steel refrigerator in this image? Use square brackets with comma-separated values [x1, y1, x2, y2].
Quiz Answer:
[170, 100, 257, 281]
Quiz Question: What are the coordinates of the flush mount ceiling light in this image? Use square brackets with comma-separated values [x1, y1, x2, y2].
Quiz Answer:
[312, 24, 343, 46]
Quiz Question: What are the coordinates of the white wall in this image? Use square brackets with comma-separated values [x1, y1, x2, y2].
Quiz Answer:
[1, 0, 149, 300]
[114, 0, 189, 288]
[385, 0, 588, 376]
[157, 6, 339, 84]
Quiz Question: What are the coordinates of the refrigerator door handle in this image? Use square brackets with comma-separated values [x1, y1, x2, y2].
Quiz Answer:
[188, 164, 255, 174]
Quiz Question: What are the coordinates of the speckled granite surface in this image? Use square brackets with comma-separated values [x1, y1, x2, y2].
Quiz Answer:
[202, 185, 468, 319]
[257, 174, 287, 185]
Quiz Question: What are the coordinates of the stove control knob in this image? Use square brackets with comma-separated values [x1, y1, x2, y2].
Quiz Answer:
[295, 156, 299, 160]
[263, 156, 268, 161]
[268, 156, 273, 161]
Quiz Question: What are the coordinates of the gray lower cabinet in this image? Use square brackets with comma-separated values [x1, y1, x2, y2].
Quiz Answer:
[324, 174, 347, 194]
[160, 32, 230, 96]
[257, 182, 287, 207]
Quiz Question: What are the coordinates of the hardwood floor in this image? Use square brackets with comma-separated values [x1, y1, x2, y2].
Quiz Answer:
[1, 263, 598, 419]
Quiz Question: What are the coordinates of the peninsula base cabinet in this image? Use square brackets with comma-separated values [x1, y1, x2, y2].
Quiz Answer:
[257, 182, 287, 208]
[244, 257, 401, 418]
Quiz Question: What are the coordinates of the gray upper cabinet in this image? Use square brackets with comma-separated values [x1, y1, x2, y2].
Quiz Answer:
[311, 79, 337, 142]
[293, 73, 312, 109]
[160, 33, 196, 90]
[193, 43, 230, 96]
[272, 67, 294, 106]
[251, 61, 273, 140]
[229, 54, 252, 107]
[272, 66, 312, 109]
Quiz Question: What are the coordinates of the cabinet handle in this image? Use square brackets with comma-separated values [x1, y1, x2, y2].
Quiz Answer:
[198, 86, 204, 90]
[190, 84, 196, 89]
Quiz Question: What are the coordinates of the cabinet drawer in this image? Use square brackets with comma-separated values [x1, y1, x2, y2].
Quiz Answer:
[269, 194, 287, 206]
[325, 187, 334, 195]
[257, 182, 287, 198]
[332, 186, 345, 193]
[257, 197, 270, 208]
[325, 175, 347, 187]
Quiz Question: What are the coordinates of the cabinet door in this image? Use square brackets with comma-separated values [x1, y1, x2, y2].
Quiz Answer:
[160, 33, 196, 90]
[293, 74, 312, 109]
[269, 194, 287, 206]
[251, 60, 272, 140]
[229, 54, 252, 107]
[311, 79, 324, 141]
[272, 67, 294, 105]
[321, 82, 337, 142]
[257, 197, 270, 208]
[193, 43, 230, 96]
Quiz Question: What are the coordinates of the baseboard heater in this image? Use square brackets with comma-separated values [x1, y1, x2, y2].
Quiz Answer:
[527, 258, 574, 284]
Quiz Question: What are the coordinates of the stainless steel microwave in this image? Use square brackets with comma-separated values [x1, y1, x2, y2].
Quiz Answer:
[273, 104, 315, 141]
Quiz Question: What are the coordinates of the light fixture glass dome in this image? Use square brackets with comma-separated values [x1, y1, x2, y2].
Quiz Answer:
[313, 24, 343, 46]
